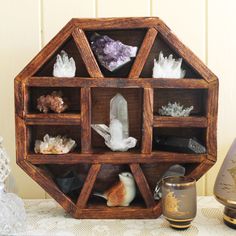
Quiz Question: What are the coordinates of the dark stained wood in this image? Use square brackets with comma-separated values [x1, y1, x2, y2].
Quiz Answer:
[153, 116, 208, 128]
[25, 113, 81, 125]
[155, 20, 218, 83]
[14, 17, 218, 219]
[75, 164, 101, 213]
[142, 88, 153, 153]
[27, 77, 209, 88]
[72, 28, 103, 77]
[129, 28, 158, 78]
[27, 152, 206, 164]
[130, 164, 155, 208]
[206, 82, 218, 159]
[81, 88, 92, 153]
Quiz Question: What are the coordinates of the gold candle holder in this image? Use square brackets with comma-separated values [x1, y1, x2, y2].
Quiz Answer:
[161, 176, 196, 229]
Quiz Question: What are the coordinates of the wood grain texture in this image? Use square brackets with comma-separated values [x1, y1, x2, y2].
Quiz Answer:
[72, 28, 103, 77]
[75, 164, 101, 213]
[129, 28, 158, 78]
[27, 77, 208, 88]
[130, 164, 155, 208]
[81, 88, 92, 153]
[142, 88, 153, 153]
[153, 116, 208, 128]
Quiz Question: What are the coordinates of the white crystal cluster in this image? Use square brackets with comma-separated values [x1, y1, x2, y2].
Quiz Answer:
[159, 102, 193, 117]
[0, 137, 26, 235]
[53, 50, 76, 77]
[153, 52, 186, 79]
[34, 134, 76, 154]
[91, 93, 137, 152]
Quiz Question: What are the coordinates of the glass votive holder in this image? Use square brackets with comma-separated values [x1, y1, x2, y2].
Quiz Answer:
[161, 176, 197, 229]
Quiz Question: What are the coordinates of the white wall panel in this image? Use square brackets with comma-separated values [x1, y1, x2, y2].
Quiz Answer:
[97, 0, 150, 17]
[42, 0, 95, 44]
[0, 0, 44, 198]
[206, 0, 236, 195]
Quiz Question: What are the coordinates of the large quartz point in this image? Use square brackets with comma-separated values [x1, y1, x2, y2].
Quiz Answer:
[91, 93, 137, 151]
[154, 164, 185, 200]
[153, 51, 186, 79]
[0, 137, 26, 234]
[34, 134, 76, 154]
[53, 50, 76, 77]
[90, 33, 138, 72]
[154, 136, 206, 154]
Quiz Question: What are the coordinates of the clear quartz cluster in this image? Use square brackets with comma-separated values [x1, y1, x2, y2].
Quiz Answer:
[159, 102, 193, 117]
[34, 134, 76, 154]
[153, 51, 186, 78]
[0, 137, 26, 235]
[91, 93, 137, 152]
[90, 33, 138, 72]
[53, 50, 76, 77]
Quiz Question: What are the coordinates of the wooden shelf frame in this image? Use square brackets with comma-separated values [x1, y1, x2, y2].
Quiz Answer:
[15, 17, 218, 219]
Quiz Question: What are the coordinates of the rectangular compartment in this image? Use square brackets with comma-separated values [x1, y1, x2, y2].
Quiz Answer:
[91, 88, 143, 152]
[27, 125, 81, 153]
[152, 127, 207, 153]
[27, 87, 81, 114]
[154, 88, 208, 116]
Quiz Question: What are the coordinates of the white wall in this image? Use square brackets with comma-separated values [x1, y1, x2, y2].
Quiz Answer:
[0, 0, 235, 198]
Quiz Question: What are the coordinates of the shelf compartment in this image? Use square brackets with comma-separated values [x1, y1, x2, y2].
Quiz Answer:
[27, 152, 206, 164]
[140, 33, 202, 78]
[34, 36, 89, 77]
[27, 77, 208, 89]
[153, 116, 207, 128]
[154, 88, 208, 116]
[25, 113, 81, 125]
[91, 87, 143, 151]
[153, 127, 207, 153]
[27, 87, 81, 114]
[27, 125, 81, 154]
[85, 29, 147, 78]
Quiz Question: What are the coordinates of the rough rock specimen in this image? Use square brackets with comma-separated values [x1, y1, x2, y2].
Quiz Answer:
[90, 33, 138, 72]
[34, 134, 76, 154]
[159, 102, 193, 117]
[153, 51, 186, 78]
[53, 50, 76, 77]
[37, 91, 68, 113]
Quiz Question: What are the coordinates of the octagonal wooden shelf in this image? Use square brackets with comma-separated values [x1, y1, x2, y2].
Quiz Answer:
[15, 17, 218, 219]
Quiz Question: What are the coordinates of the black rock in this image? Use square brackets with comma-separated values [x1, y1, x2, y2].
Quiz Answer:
[154, 136, 206, 154]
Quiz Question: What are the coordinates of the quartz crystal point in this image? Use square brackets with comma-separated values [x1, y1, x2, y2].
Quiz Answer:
[91, 93, 137, 151]
[53, 50, 76, 77]
[90, 33, 138, 72]
[154, 164, 185, 200]
[154, 136, 206, 154]
[159, 102, 193, 117]
[34, 134, 76, 154]
[0, 137, 26, 235]
[153, 51, 186, 78]
[37, 91, 68, 114]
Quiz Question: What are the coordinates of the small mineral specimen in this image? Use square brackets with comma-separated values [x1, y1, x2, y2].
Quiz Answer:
[34, 134, 76, 154]
[90, 33, 138, 72]
[153, 51, 186, 78]
[91, 93, 137, 152]
[154, 164, 185, 200]
[37, 91, 68, 113]
[154, 136, 206, 154]
[53, 50, 76, 77]
[159, 102, 193, 117]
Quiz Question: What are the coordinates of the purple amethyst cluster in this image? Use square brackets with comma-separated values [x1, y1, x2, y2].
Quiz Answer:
[90, 33, 138, 72]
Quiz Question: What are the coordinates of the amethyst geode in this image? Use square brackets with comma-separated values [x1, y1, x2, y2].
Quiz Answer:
[90, 33, 138, 72]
